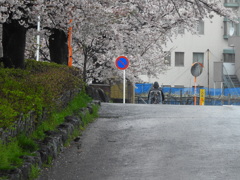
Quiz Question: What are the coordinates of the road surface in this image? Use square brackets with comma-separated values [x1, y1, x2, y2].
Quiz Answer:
[38, 103, 240, 180]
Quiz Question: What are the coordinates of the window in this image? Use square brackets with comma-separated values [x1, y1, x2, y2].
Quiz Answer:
[193, 52, 204, 65]
[164, 52, 171, 66]
[175, 52, 184, 67]
[224, 54, 235, 63]
[197, 20, 204, 35]
[223, 49, 235, 63]
[224, 0, 238, 3]
[224, 18, 239, 37]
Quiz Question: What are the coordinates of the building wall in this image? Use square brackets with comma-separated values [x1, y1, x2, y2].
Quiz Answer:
[139, 15, 229, 88]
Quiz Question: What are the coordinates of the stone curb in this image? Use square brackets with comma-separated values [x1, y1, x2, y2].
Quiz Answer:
[0, 100, 101, 180]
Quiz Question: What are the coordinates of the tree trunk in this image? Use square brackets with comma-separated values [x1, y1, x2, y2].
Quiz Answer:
[49, 29, 68, 65]
[92, 55, 104, 84]
[2, 20, 27, 68]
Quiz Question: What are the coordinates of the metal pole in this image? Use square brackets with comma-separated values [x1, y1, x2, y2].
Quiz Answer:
[214, 82, 216, 105]
[214, 82, 216, 97]
[68, 19, 73, 66]
[207, 49, 210, 96]
[36, 16, 41, 61]
[221, 82, 223, 96]
[194, 76, 197, 105]
[123, 70, 126, 104]
[133, 83, 135, 104]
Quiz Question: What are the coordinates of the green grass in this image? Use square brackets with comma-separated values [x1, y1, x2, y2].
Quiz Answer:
[31, 91, 92, 140]
[0, 140, 27, 170]
[0, 59, 100, 179]
[0, 176, 8, 180]
[29, 164, 41, 180]
[0, 91, 99, 172]
[0, 60, 83, 129]
[0, 135, 38, 171]
[80, 106, 99, 127]
[64, 105, 99, 147]
[42, 156, 53, 168]
[17, 134, 39, 153]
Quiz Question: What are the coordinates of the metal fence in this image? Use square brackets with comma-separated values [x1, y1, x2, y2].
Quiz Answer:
[135, 95, 240, 106]
[135, 84, 240, 97]
[135, 84, 240, 105]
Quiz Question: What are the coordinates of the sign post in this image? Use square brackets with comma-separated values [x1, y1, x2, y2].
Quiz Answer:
[194, 76, 197, 105]
[191, 62, 203, 105]
[123, 69, 126, 104]
[200, 89, 205, 105]
[115, 56, 129, 104]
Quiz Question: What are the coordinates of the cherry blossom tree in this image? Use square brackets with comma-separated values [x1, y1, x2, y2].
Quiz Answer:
[1, 0, 236, 83]
[71, 1, 116, 83]
[70, 0, 236, 83]
[38, 0, 80, 65]
[0, 0, 81, 67]
[25, 29, 50, 61]
[0, 0, 45, 68]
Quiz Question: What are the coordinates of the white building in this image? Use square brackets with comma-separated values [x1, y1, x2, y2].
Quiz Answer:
[139, 0, 240, 90]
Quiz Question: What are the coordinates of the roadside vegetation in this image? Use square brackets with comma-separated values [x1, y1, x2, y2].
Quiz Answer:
[0, 59, 83, 129]
[0, 60, 99, 172]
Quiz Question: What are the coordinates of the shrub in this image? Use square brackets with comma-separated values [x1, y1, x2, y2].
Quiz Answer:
[0, 140, 27, 170]
[0, 60, 83, 129]
[0, 59, 96, 173]
[17, 134, 38, 153]
[0, 68, 43, 128]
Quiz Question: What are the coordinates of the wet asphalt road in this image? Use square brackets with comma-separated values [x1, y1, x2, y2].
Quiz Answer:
[38, 103, 240, 180]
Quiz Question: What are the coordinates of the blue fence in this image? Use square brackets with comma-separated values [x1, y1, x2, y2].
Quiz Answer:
[135, 84, 240, 97]
[135, 96, 240, 105]
[135, 84, 152, 94]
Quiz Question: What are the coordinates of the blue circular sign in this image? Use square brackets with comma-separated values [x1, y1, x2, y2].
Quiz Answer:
[115, 56, 129, 70]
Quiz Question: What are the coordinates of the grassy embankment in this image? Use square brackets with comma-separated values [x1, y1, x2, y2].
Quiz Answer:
[0, 60, 98, 175]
